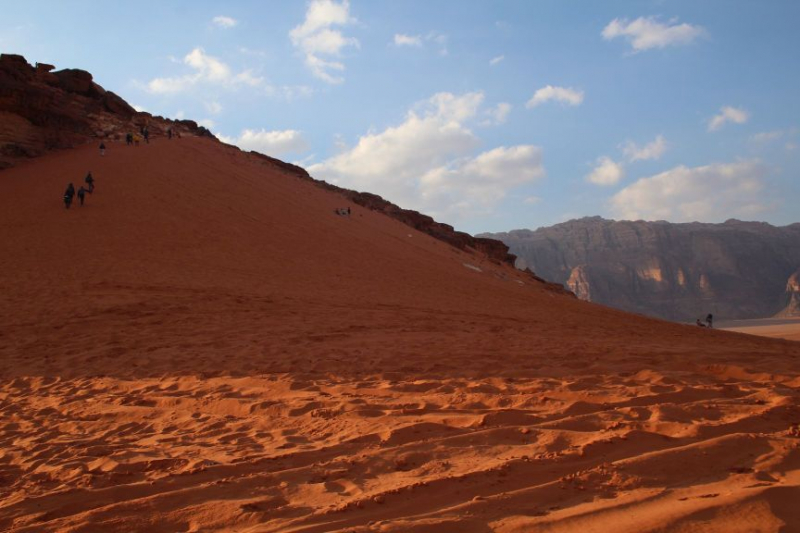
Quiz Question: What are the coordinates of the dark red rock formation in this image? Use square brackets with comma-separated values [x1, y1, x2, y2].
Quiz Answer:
[0, 54, 213, 169]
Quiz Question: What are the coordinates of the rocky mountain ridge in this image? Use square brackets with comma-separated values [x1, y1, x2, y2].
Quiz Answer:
[482, 217, 800, 321]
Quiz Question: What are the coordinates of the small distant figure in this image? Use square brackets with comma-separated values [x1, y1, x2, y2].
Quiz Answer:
[99, 142, 106, 156]
[64, 183, 75, 209]
[143, 127, 149, 144]
[347, 207, 351, 215]
[334, 207, 351, 216]
[125, 132, 133, 146]
[167, 128, 173, 140]
[85, 171, 95, 192]
[706, 313, 713, 328]
[77, 186, 87, 206]
[696, 319, 706, 327]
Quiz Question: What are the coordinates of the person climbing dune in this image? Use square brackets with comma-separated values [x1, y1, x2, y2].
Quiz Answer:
[64, 183, 75, 209]
[85, 171, 95, 193]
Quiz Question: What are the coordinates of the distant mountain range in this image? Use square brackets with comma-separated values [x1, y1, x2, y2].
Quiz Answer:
[481, 217, 800, 322]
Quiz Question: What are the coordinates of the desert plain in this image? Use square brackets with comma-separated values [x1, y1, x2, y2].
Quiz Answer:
[1, 137, 799, 532]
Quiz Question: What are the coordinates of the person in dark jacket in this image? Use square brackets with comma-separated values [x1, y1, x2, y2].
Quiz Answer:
[64, 183, 75, 209]
[77, 186, 87, 206]
[706, 313, 713, 328]
[99, 142, 106, 156]
[85, 171, 95, 192]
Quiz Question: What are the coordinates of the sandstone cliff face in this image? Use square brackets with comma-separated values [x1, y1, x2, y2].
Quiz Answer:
[482, 217, 800, 321]
[0, 54, 214, 169]
[776, 269, 800, 317]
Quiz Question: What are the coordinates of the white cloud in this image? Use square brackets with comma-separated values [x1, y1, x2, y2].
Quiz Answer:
[204, 101, 223, 115]
[146, 48, 263, 94]
[526, 85, 584, 108]
[489, 55, 505, 66]
[391, 31, 448, 55]
[264, 84, 314, 100]
[212, 16, 238, 29]
[602, 16, 705, 52]
[622, 135, 667, 162]
[308, 92, 544, 221]
[610, 160, 768, 221]
[394, 34, 422, 47]
[523, 196, 541, 205]
[587, 156, 625, 186]
[419, 145, 544, 215]
[290, 0, 358, 84]
[198, 119, 215, 129]
[219, 129, 310, 156]
[482, 102, 511, 126]
[708, 106, 749, 131]
[233, 70, 265, 87]
[427, 32, 449, 56]
[750, 130, 784, 144]
[131, 104, 147, 113]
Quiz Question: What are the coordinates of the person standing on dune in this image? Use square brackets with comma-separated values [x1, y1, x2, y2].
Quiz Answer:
[706, 313, 713, 328]
[99, 142, 106, 156]
[77, 186, 87, 206]
[63, 183, 75, 209]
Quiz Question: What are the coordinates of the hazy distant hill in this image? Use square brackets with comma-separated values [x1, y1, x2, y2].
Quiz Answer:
[482, 217, 800, 321]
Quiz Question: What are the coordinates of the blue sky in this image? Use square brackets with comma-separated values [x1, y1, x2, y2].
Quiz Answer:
[2, 0, 799, 234]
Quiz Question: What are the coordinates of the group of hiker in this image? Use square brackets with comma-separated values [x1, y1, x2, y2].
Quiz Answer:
[63, 172, 95, 209]
[120, 125, 178, 148]
[696, 313, 714, 328]
[124, 125, 151, 146]
[68, 124, 182, 207]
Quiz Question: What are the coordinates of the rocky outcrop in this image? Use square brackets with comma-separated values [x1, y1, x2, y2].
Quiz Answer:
[776, 269, 800, 317]
[482, 217, 800, 320]
[0, 54, 214, 169]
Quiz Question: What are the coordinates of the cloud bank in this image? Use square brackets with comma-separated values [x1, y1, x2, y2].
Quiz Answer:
[308, 92, 544, 221]
[610, 160, 768, 221]
[219, 129, 310, 156]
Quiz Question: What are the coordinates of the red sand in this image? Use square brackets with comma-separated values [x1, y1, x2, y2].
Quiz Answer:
[1, 137, 799, 532]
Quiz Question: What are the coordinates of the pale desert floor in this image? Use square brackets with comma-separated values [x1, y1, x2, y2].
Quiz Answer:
[1, 138, 799, 532]
[721, 319, 800, 343]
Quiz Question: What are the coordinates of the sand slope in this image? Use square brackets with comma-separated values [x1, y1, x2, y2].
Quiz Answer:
[1, 137, 799, 532]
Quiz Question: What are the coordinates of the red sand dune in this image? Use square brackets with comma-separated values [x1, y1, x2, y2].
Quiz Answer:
[1, 137, 799, 532]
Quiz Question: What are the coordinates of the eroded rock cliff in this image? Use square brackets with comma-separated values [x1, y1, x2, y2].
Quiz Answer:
[0, 54, 214, 169]
[776, 269, 800, 317]
[482, 217, 800, 320]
